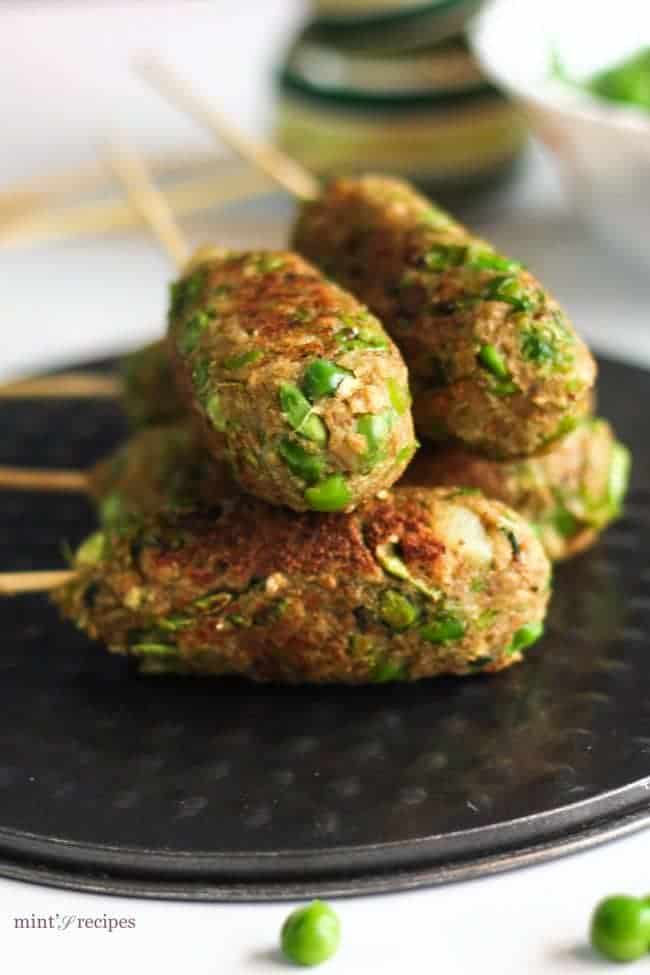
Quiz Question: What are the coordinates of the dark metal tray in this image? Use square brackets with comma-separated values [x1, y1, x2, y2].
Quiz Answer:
[0, 355, 648, 901]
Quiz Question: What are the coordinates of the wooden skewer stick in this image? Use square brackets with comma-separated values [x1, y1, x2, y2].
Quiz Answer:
[0, 143, 194, 597]
[0, 148, 217, 219]
[103, 139, 189, 268]
[0, 466, 88, 492]
[136, 57, 320, 203]
[0, 465, 92, 595]
[0, 372, 122, 400]
[0, 570, 75, 596]
[0, 167, 269, 249]
[0, 142, 198, 403]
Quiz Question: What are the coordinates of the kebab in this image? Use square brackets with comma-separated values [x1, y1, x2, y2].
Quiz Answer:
[138, 59, 597, 460]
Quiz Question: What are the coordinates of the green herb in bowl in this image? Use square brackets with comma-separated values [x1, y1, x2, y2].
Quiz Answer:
[553, 47, 650, 112]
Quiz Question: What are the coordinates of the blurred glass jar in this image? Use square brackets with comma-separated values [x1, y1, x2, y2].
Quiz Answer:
[309, 0, 481, 49]
[274, 26, 526, 196]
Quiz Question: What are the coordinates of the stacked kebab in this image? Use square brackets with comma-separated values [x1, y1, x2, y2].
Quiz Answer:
[54, 175, 628, 683]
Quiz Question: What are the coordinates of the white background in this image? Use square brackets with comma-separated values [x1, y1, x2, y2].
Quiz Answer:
[1, 2, 649, 972]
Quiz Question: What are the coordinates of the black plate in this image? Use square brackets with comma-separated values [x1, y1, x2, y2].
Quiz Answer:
[1, 355, 649, 901]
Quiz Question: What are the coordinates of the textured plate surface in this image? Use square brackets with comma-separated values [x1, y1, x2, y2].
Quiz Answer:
[0, 355, 649, 900]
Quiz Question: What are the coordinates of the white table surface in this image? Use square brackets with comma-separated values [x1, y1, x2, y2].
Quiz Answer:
[1, 3, 649, 972]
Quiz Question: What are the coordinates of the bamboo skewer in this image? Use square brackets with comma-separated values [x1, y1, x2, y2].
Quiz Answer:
[0, 372, 122, 400]
[0, 144, 218, 401]
[136, 57, 320, 203]
[0, 167, 269, 249]
[0, 571, 75, 596]
[0, 142, 187, 495]
[1, 140, 193, 597]
[0, 466, 88, 492]
[0, 149, 266, 244]
[103, 139, 189, 268]
[0, 148, 217, 217]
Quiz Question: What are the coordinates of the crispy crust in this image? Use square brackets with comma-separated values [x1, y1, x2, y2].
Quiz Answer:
[54, 484, 550, 683]
[293, 175, 596, 459]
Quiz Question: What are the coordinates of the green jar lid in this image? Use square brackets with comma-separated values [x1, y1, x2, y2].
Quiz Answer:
[308, 0, 482, 49]
[279, 30, 498, 105]
[314, 0, 437, 18]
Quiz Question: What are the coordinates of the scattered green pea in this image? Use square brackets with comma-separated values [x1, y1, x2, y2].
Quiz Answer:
[424, 244, 521, 273]
[335, 320, 389, 351]
[478, 344, 510, 380]
[304, 475, 352, 512]
[280, 383, 311, 428]
[476, 608, 499, 630]
[279, 384, 328, 446]
[302, 359, 350, 401]
[419, 206, 453, 229]
[489, 378, 520, 397]
[590, 895, 650, 963]
[423, 243, 468, 270]
[226, 613, 251, 628]
[607, 444, 631, 515]
[420, 612, 466, 644]
[507, 621, 544, 655]
[468, 249, 522, 272]
[130, 642, 179, 657]
[357, 411, 392, 469]
[395, 442, 418, 466]
[75, 531, 105, 566]
[379, 590, 419, 630]
[178, 310, 214, 356]
[553, 505, 579, 539]
[483, 275, 536, 312]
[99, 492, 123, 527]
[278, 438, 325, 485]
[206, 392, 227, 432]
[280, 901, 341, 967]
[372, 660, 408, 682]
[387, 377, 411, 416]
[191, 358, 211, 398]
[544, 414, 580, 446]
[194, 591, 233, 612]
[254, 254, 285, 273]
[157, 615, 192, 632]
[520, 325, 563, 367]
[291, 306, 314, 324]
[375, 542, 410, 582]
[565, 377, 584, 394]
[169, 269, 204, 320]
[222, 349, 262, 370]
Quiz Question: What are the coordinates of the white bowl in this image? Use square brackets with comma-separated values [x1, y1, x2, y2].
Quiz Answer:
[470, 0, 650, 268]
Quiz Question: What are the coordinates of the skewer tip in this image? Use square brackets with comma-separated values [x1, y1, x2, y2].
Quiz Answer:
[0, 570, 75, 596]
